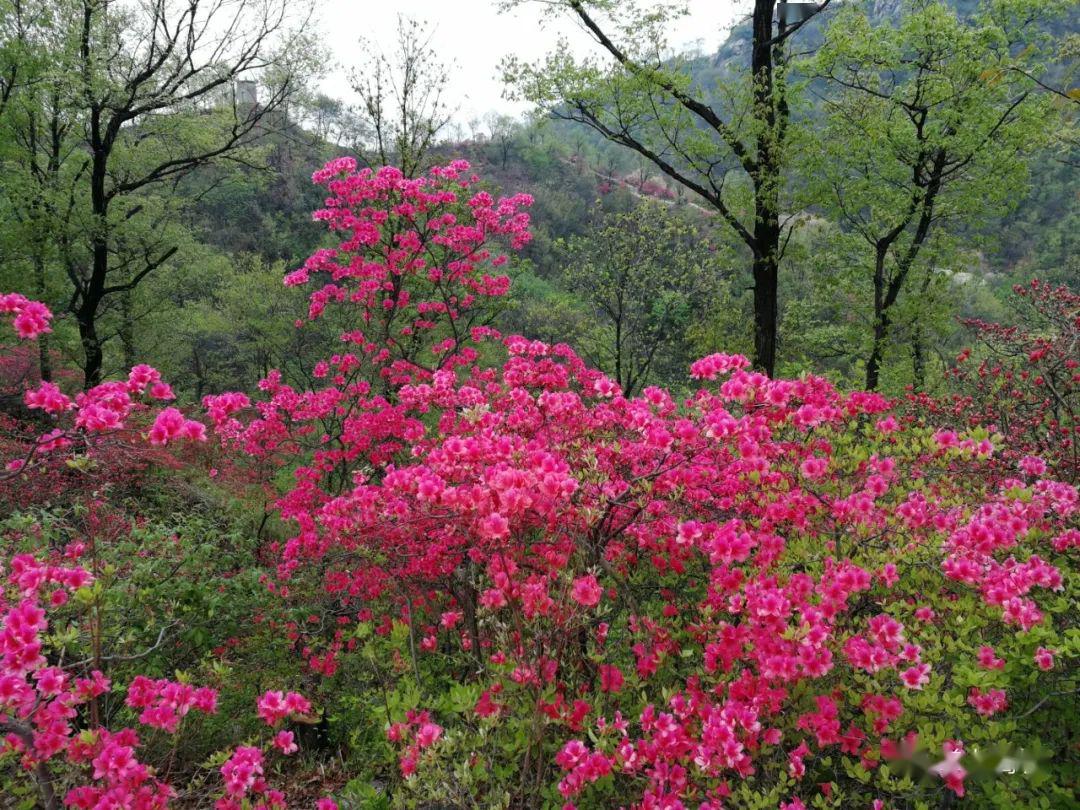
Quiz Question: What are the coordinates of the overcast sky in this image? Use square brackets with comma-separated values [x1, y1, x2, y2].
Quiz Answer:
[314, 0, 744, 124]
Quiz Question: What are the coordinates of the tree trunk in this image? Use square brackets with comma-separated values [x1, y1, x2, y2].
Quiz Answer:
[750, 0, 782, 377]
[912, 324, 926, 391]
[38, 333, 52, 384]
[865, 151, 947, 391]
[751, 249, 779, 378]
[78, 306, 103, 390]
[78, 229, 108, 389]
[865, 246, 889, 391]
[452, 562, 483, 668]
[81, 84, 109, 388]
[865, 312, 889, 392]
[77, 227, 108, 389]
[120, 289, 136, 369]
[33, 254, 52, 382]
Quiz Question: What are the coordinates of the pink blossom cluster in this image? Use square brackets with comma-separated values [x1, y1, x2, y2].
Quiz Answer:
[148, 407, 207, 445]
[282, 159, 531, 384]
[255, 689, 312, 726]
[386, 710, 443, 777]
[2, 333, 205, 474]
[125, 676, 218, 732]
[0, 292, 52, 339]
[218, 746, 266, 807]
[688, 352, 751, 380]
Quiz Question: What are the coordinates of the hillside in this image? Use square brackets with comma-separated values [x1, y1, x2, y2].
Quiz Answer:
[1, 2, 1079, 808]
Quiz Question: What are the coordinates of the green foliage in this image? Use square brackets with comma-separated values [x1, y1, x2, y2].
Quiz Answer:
[0, 0, 320, 384]
[801, 0, 1065, 390]
[550, 202, 729, 395]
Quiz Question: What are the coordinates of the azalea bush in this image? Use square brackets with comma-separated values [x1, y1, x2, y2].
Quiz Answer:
[909, 279, 1079, 485]
[0, 542, 339, 810]
[1, 160, 1077, 809]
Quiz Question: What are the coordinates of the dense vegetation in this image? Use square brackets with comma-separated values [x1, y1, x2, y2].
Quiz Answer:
[0, 0, 1076, 808]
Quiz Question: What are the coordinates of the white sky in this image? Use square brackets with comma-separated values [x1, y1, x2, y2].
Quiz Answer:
[314, 0, 745, 124]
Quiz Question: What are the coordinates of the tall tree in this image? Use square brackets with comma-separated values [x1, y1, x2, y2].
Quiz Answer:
[807, 0, 1060, 390]
[0, 0, 81, 381]
[0, 0, 316, 387]
[502, 0, 833, 376]
[349, 15, 453, 178]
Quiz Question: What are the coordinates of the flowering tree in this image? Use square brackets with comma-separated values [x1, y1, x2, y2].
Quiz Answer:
[2, 159, 1077, 809]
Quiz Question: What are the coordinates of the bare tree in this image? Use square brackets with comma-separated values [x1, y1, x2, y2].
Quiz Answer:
[484, 111, 520, 167]
[294, 92, 367, 150]
[349, 15, 454, 178]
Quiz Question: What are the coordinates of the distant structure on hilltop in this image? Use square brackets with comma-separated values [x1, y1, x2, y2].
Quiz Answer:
[227, 78, 292, 170]
[236, 79, 259, 109]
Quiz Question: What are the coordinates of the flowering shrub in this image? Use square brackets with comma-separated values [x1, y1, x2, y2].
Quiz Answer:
[909, 279, 1079, 484]
[1, 293, 207, 507]
[2, 160, 1077, 809]
[195, 162, 1076, 807]
[0, 543, 335, 809]
[0, 552, 205, 808]
[1, 306, 332, 807]
[230, 333, 1076, 808]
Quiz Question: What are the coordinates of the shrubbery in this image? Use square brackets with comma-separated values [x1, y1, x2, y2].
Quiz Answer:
[1, 161, 1076, 809]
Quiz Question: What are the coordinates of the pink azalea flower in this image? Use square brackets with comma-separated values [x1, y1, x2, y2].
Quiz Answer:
[570, 574, 603, 607]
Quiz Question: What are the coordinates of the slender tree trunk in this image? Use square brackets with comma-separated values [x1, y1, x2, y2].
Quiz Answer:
[613, 312, 623, 392]
[77, 217, 108, 389]
[911, 269, 935, 391]
[461, 584, 482, 668]
[38, 331, 52, 384]
[866, 246, 889, 391]
[750, 0, 783, 377]
[912, 325, 926, 391]
[865, 313, 889, 391]
[33, 254, 52, 382]
[77, 221, 109, 389]
[120, 289, 135, 369]
[865, 152, 946, 391]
